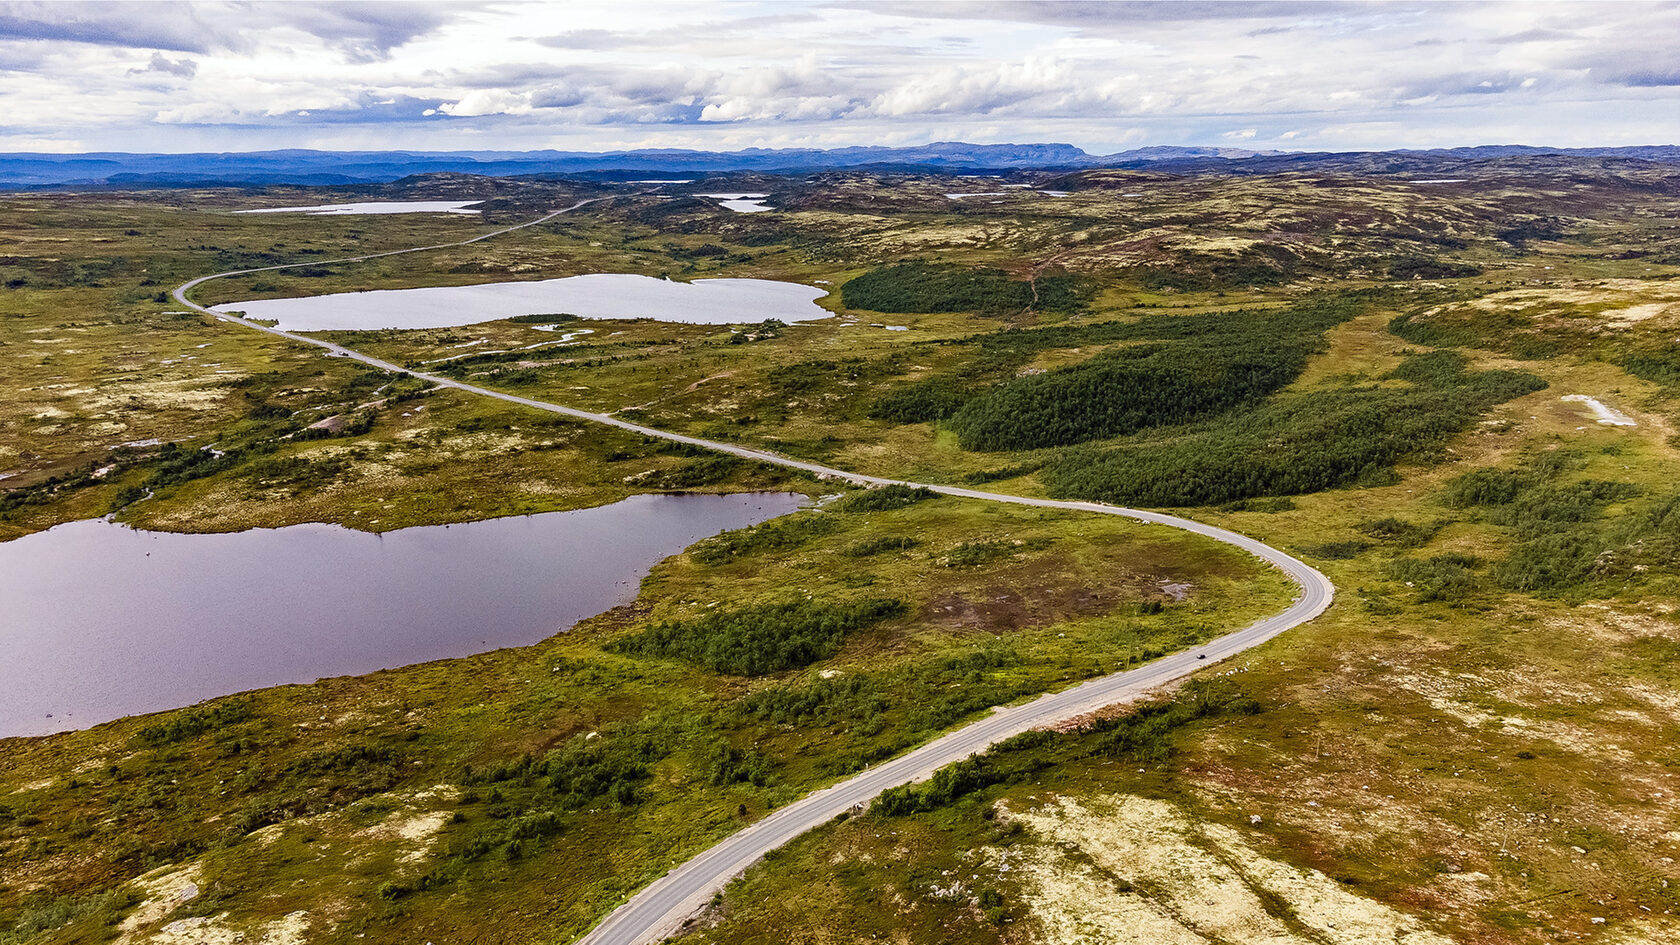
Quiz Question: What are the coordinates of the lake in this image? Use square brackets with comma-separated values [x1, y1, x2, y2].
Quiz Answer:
[0, 492, 803, 738]
[697, 192, 772, 213]
[235, 201, 485, 215]
[212, 273, 832, 331]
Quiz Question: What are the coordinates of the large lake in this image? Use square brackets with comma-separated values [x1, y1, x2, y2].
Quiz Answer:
[0, 492, 802, 738]
[213, 273, 832, 331]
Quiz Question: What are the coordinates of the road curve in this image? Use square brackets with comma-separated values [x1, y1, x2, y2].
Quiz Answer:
[173, 202, 1334, 945]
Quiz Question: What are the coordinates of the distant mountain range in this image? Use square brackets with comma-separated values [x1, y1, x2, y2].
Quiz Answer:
[2, 142, 1677, 189]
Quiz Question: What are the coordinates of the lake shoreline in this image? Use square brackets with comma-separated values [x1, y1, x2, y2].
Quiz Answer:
[1, 491, 804, 738]
[212, 272, 832, 331]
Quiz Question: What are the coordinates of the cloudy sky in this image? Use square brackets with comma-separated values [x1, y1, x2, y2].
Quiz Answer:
[1, 0, 1676, 155]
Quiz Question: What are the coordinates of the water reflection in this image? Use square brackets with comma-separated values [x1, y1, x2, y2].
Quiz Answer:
[1, 493, 801, 737]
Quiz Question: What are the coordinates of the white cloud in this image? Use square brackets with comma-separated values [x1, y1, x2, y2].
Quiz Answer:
[0, 0, 1673, 152]
[439, 88, 535, 117]
[129, 52, 197, 78]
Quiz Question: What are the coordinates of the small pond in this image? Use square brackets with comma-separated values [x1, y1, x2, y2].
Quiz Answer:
[212, 273, 832, 331]
[697, 192, 772, 213]
[0, 492, 803, 737]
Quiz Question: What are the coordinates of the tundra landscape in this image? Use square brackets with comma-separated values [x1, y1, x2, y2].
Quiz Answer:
[6, 1, 1680, 943]
[4, 150, 1680, 945]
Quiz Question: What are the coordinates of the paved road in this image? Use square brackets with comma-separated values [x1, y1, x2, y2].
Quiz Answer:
[173, 202, 1335, 945]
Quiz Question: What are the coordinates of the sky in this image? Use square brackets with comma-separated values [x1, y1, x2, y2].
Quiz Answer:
[1, 0, 1676, 155]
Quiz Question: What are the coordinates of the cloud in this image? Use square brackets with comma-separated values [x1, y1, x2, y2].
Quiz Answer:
[280, 2, 473, 62]
[0, 0, 467, 60]
[1619, 70, 1680, 88]
[840, 1, 1370, 27]
[439, 88, 534, 117]
[532, 29, 622, 50]
[129, 52, 197, 78]
[1492, 28, 1573, 44]
[862, 56, 1079, 117]
[0, 1, 228, 53]
[0, 0, 1673, 154]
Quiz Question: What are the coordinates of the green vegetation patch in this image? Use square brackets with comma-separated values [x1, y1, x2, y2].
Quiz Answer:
[610, 597, 910, 675]
[834, 484, 938, 512]
[874, 678, 1263, 816]
[841, 261, 1092, 316]
[1442, 452, 1673, 595]
[1391, 293, 1680, 388]
[840, 535, 919, 557]
[741, 675, 886, 727]
[871, 291, 1367, 436]
[945, 332, 1317, 451]
[690, 512, 838, 565]
[133, 699, 254, 747]
[1385, 553, 1485, 603]
[0, 887, 139, 945]
[1042, 350, 1546, 507]
[1120, 244, 1307, 292]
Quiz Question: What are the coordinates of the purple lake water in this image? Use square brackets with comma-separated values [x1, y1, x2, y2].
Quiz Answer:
[0, 492, 802, 738]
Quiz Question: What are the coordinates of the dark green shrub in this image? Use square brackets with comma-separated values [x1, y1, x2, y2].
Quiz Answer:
[841, 262, 1091, 316]
[1091, 678, 1262, 763]
[740, 675, 885, 725]
[1041, 353, 1544, 506]
[134, 699, 253, 747]
[1357, 517, 1443, 547]
[1386, 554, 1483, 602]
[1300, 541, 1369, 560]
[841, 536, 918, 557]
[836, 485, 937, 512]
[691, 513, 838, 565]
[610, 597, 908, 675]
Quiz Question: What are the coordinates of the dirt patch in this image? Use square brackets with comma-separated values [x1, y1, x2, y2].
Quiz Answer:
[920, 581, 1125, 633]
[921, 590, 1032, 632]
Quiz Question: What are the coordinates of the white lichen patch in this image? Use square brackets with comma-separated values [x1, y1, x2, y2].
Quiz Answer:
[1601, 302, 1675, 325]
[1454, 279, 1680, 330]
[1166, 235, 1262, 254]
[363, 809, 453, 860]
[115, 864, 201, 941]
[355, 785, 459, 862]
[113, 790, 458, 940]
[82, 377, 229, 412]
[1200, 821, 1453, 944]
[1007, 843, 1207, 945]
[1389, 670, 1636, 761]
[1600, 917, 1680, 944]
[146, 910, 310, 945]
[1007, 794, 1451, 945]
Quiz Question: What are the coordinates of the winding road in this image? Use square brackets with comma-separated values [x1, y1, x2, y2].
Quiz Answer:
[174, 199, 1334, 945]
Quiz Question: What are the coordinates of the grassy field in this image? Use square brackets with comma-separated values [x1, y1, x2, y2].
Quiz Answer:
[0, 491, 1285, 944]
[672, 283, 1680, 945]
[5, 158, 1680, 944]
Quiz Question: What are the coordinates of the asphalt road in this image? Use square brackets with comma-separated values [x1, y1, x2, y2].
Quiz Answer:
[173, 202, 1335, 945]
